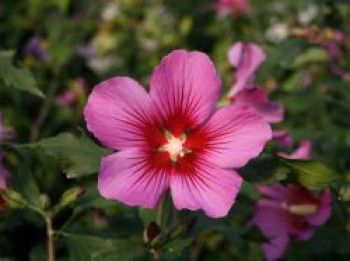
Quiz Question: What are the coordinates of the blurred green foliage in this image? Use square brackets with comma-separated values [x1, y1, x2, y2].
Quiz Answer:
[0, 0, 349, 260]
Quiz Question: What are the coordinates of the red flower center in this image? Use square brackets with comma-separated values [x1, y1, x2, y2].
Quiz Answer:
[141, 109, 210, 175]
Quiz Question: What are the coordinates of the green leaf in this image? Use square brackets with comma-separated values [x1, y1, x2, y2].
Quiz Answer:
[282, 71, 303, 92]
[19, 132, 110, 178]
[50, 0, 70, 12]
[0, 51, 44, 98]
[164, 238, 193, 257]
[10, 166, 41, 206]
[258, 39, 307, 79]
[280, 158, 340, 188]
[292, 47, 329, 68]
[63, 233, 146, 261]
[92, 247, 146, 261]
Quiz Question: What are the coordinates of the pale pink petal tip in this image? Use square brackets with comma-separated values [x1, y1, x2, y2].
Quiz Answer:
[228, 42, 266, 97]
[278, 140, 312, 160]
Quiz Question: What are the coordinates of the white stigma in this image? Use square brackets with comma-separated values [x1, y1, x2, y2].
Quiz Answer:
[164, 136, 183, 160]
[282, 202, 317, 216]
[159, 131, 190, 163]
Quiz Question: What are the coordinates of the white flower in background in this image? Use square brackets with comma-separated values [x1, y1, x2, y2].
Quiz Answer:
[102, 0, 119, 22]
[266, 22, 289, 43]
[88, 56, 122, 75]
[298, 5, 318, 25]
[77, 28, 121, 75]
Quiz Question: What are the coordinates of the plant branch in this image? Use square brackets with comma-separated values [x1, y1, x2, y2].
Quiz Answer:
[29, 71, 60, 142]
[45, 213, 55, 261]
[152, 194, 168, 261]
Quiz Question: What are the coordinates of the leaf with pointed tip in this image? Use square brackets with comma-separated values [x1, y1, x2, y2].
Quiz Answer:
[280, 158, 340, 188]
[0, 51, 44, 98]
[63, 233, 146, 261]
[19, 132, 110, 178]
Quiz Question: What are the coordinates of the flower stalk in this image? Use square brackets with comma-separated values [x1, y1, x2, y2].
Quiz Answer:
[44, 213, 55, 261]
[152, 194, 168, 261]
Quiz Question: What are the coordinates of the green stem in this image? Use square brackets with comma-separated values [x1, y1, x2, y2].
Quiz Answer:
[45, 213, 55, 261]
[29, 71, 60, 142]
[156, 195, 167, 227]
[153, 194, 168, 261]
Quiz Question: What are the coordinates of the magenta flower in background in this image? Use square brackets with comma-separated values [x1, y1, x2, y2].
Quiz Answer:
[249, 183, 332, 261]
[232, 87, 284, 123]
[227, 42, 266, 98]
[272, 130, 292, 147]
[0, 152, 9, 190]
[216, 0, 249, 16]
[25, 36, 48, 62]
[56, 77, 87, 106]
[0, 152, 10, 210]
[84, 50, 271, 218]
[325, 42, 342, 60]
[278, 139, 312, 160]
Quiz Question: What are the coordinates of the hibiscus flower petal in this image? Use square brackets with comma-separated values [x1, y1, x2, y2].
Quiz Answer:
[233, 87, 284, 123]
[307, 188, 332, 226]
[272, 130, 292, 147]
[98, 149, 170, 209]
[149, 50, 221, 131]
[195, 105, 271, 169]
[228, 43, 266, 97]
[170, 162, 243, 218]
[228, 42, 244, 67]
[294, 226, 316, 241]
[262, 235, 290, 261]
[278, 140, 312, 160]
[251, 199, 291, 238]
[84, 77, 156, 150]
[256, 184, 289, 201]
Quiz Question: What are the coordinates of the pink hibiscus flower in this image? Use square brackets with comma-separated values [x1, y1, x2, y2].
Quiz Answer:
[227, 42, 266, 98]
[250, 183, 332, 261]
[84, 50, 271, 218]
[216, 0, 249, 16]
[232, 87, 284, 123]
[278, 140, 312, 160]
